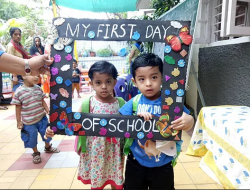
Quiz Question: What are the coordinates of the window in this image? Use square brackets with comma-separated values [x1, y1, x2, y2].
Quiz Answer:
[225, 0, 250, 36]
[235, 2, 248, 26]
[195, 0, 250, 44]
[214, 0, 229, 41]
[214, 0, 249, 41]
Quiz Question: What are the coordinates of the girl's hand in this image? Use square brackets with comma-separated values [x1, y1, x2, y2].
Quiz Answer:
[137, 112, 152, 121]
[44, 127, 55, 139]
[170, 112, 194, 131]
[17, 121, 23, 129]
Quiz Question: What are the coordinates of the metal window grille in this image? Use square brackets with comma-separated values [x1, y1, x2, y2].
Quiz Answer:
[213, 0, 248, 41]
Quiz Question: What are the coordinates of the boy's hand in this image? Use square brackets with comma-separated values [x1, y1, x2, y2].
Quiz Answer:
[137, 112, 152, 121]
[44, 127, 55, 139]
[170, 112, 194, 131]
[17, 121, 23, 129]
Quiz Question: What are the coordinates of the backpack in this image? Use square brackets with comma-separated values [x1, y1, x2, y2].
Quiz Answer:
[74, 96, 125, 155]
[123, 94, 181, 167]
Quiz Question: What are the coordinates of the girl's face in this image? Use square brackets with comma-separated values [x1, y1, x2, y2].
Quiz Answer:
[90, 72, 117, 101]
[35, 38, 40, 46]
[12, 30, 21, 43]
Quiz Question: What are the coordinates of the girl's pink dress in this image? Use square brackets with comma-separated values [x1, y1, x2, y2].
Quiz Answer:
[77, 96, 124, 189]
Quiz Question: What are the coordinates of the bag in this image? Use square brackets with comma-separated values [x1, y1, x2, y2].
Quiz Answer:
[74, 96, 125, 155]
[123, 94, 142, 155]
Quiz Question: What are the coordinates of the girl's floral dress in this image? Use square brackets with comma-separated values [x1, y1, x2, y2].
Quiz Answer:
[77, 96, 124, 189]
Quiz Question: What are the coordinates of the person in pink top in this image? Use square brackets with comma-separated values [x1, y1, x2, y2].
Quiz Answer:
[11, 75, 60, 164]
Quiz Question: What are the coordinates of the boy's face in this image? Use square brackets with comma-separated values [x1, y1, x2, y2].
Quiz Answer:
[73, 62, 77, 68]
[132, 66, 162, 100]
[23, 75, 39, 86]
[90, 72, 117, 99]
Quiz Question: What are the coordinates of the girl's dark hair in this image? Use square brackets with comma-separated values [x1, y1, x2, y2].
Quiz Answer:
[73, 59, 77, 63]
[88, 61, 118, 80]
[132, 53, 163, 79]
[9, 27, 21, 37]
[33, 37, 42, 48]
[113, 89, 116, 97]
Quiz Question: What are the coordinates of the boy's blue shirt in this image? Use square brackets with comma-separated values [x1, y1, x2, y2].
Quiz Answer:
[119, 94, 190, 168]
[72, 68, 81, 83]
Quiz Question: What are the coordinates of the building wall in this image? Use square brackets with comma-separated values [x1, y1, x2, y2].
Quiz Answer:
[197, 42, 250, 113]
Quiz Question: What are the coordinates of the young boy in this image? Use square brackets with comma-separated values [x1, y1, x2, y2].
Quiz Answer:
[119, 53, 194, 189]
[11, 75, 60, 164]
[72, 59, 81, 98]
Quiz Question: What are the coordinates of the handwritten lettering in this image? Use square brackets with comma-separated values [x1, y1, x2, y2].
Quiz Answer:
[93, 118, 100, 132]
[82, 24, 90, 37]
[146, 25, 153, 39]
[153, 26, 161, 39]
[111, 24, 119, 38]
[104, 24, 110, 39]
[119, 24, 126, 38]
[127, 119, 135, 132]
[66, 23, 79, 37]
[128, 24, 137, 39]
[109, 119, 116, 132]
[143, 120, 152, 132]
[82, 118, 92, 130]
[135, 119, 143, 131]
[117, 120, 124, 132]
[63, 21, 173, 41]
[97, 24, 104, 37]
[162, 25, 171, 39]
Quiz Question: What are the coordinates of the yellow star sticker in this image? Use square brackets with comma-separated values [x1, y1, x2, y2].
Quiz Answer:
[165, 97, 173, 106]
[171, 68, 180, 77]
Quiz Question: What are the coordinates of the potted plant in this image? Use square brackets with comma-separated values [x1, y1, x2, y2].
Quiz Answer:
[96, 48, 112, 57]
[89, 48, 96, 57]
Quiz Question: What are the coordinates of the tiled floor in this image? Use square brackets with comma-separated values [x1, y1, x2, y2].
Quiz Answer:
[0, 102, 224, 189]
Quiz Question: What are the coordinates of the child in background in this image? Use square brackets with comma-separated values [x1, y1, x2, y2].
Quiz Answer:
[11, 75, 60, 164]
[46, 61, 125, 189]
[41, 74, 50, 98]
[72, 59, 81, 98]
[119, 53, 194, 189]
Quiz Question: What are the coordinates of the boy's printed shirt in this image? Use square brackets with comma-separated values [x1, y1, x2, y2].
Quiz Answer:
[119, 94, 190, 168]
[72, 68, 81, 83]
[11, 85, 46, 125]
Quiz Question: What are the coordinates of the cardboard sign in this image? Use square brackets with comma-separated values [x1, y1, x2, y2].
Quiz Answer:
[48, 18, 192, 141]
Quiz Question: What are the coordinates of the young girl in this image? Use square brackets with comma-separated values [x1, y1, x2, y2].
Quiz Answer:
[46, 61, 124, 189]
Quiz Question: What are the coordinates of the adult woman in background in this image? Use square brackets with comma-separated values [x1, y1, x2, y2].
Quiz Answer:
[6, 27, 30, 96]
[29, 36, 44, 56]
[29, 37, 45, 87]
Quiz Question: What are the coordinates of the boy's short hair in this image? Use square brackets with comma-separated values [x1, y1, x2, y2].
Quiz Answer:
[73, 59, 77, 63]
[132, 53, 163, 78]
[88, 61, 118, 80]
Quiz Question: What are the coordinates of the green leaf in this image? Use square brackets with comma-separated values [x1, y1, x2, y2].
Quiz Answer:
[164, 55, 175, 65]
